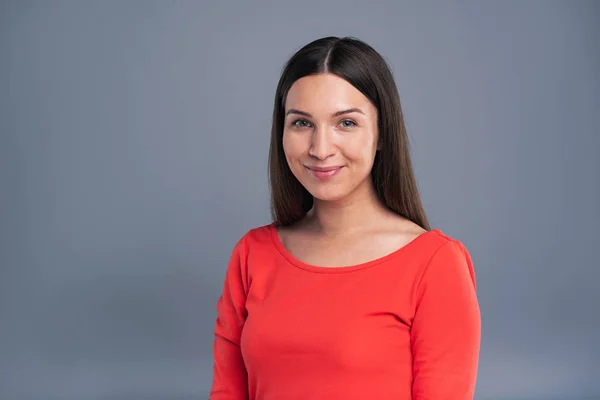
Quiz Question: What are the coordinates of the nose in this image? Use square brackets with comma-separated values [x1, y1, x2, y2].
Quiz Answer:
[308, 128, 335, 160]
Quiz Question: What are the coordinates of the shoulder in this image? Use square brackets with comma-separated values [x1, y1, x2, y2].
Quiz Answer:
[417, 229, 477, 291]
[416, 228, 471, 259]
[229, 222, 277, 257]
[241, 222, 275, 245]
[223, 223, 277, 282]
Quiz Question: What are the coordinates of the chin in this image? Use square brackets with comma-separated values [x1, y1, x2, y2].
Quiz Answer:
[305, 185, 350, 202]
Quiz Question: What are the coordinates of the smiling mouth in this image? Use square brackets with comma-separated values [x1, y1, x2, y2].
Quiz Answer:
[305, 166, 344, 180]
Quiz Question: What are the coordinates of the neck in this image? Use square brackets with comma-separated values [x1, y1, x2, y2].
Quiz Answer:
[307, 182, 387, 237]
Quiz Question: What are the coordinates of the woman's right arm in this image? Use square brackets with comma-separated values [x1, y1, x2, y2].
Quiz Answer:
[209, 236, 250, 399]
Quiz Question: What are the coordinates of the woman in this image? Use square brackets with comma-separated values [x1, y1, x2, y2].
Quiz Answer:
[209, 36, 481, 399]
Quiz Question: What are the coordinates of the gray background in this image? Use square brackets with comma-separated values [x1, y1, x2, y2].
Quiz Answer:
[1, 1, 598, 399]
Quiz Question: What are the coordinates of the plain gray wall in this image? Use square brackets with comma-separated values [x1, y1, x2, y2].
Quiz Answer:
[1, 1, 598, 399]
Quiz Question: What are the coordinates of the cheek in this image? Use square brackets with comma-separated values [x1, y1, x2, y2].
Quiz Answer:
[344, 134, 377, 163]
[282, 133, 292, 157]
[282, 132, 303, 166]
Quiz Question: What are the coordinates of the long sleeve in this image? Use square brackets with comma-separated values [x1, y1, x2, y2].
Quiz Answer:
[209, 236, 250, 399]
[411, 240, 481, 399]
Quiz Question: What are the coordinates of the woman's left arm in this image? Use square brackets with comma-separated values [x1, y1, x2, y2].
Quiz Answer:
[411, 239, 481, 400]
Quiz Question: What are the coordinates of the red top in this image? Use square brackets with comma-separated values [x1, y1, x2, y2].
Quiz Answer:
[209, 224, 481, 400]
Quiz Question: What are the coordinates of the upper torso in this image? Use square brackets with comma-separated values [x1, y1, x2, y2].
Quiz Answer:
[227, 223, 476, 400]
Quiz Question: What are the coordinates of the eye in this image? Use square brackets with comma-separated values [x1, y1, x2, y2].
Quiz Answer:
[291, 119, 312, 128]
[339, 119, 357, 128]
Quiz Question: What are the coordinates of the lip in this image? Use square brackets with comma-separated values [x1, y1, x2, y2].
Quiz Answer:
[306, 165, 343, 172]
[305, 165, 344, 180]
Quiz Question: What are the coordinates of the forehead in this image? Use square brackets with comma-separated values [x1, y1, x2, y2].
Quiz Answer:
[285, 74, 375, 116]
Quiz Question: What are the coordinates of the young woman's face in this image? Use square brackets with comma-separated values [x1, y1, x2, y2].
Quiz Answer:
[283, 73, 379, 203]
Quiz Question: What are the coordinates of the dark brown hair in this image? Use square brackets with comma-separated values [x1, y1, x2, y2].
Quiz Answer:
[268, 36, 430, 230]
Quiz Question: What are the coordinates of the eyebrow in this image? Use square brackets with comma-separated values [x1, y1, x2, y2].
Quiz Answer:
[285, 108, 365, 118]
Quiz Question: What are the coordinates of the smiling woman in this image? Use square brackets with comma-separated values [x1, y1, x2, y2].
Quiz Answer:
[282, 74, 379, 202]
[209, 37, 481, 400]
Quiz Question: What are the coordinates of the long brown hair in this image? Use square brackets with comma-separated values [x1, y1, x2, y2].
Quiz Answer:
[268, 36, 430, 230]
